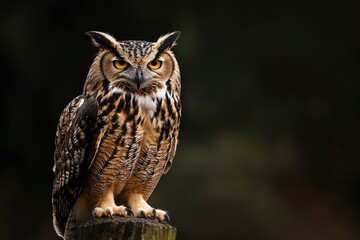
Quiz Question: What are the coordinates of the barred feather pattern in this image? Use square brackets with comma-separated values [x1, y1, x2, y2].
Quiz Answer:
[85, 79, 181, 204]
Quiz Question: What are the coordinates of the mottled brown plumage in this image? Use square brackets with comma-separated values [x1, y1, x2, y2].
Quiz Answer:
[52, 31, 181, 239]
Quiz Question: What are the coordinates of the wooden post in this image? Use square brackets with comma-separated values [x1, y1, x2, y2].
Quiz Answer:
[76, 217, 177, 240]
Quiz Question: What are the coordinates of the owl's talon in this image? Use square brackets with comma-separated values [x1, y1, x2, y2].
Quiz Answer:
[92, 207, 105, 218]
[125, 207, 134, 217]
[92, 208, 98, 219]
[164, 213, 170, 222]
[152, 209, 157, 219]
[105, 207, 113, 219]
[140, 211, 147, 218]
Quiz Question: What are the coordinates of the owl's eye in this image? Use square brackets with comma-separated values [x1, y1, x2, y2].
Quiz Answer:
[148, 60, 162, 70]
[113, 59, 129, 70]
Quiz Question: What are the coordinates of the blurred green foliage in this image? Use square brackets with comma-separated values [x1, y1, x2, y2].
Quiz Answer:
[0, 0, 359, 239]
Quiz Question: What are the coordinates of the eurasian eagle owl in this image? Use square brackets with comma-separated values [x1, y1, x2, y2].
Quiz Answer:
[52, 31, 181, 239]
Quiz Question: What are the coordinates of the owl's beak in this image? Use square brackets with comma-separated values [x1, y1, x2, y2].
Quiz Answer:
[135, 67, 143, 89]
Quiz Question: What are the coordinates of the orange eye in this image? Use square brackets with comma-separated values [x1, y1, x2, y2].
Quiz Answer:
[148, 60, 162, 70]
[113, 59, 129, 70]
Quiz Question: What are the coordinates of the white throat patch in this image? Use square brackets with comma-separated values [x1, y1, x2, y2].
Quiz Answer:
[136, 87, 167, 117]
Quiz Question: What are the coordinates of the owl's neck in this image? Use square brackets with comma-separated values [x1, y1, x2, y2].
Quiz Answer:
[94, 81, 171, 118]
[135, 86, 167, 114]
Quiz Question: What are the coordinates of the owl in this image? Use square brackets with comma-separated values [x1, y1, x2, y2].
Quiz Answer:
[52, 31, 181, 239]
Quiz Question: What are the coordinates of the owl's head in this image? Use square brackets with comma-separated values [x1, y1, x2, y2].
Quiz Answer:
[83, 31, 180, 96]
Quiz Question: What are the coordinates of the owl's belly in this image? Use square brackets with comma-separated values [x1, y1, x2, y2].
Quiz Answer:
[119, 142, 168, 200]
[113, 117, 170, 201]
[82, 90, 177, 208]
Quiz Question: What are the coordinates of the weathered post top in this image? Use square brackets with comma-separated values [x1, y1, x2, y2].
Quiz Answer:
[76, 217, 177, 240]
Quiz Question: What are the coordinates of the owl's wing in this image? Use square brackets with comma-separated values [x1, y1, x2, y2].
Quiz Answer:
[163, 127, 180, 174]
[162, 99, 181, 175]
[52, 95, 99, 237]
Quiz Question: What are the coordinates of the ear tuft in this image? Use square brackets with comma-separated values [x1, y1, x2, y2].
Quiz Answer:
[155, 31, 181, 53]
[85, 31, 118, 51]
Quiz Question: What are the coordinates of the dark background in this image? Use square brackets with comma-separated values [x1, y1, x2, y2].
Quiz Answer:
[0, 0, 359, 239]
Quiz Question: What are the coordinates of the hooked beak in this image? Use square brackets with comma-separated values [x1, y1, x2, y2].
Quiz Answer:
[135, 67, 143, 89]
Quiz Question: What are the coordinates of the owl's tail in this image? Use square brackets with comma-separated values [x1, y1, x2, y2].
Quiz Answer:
[63, 211, 78, 240]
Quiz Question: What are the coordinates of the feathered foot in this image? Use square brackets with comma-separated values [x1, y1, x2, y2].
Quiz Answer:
[92, 190, 133, 219]
[127, 193, 170, 222]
